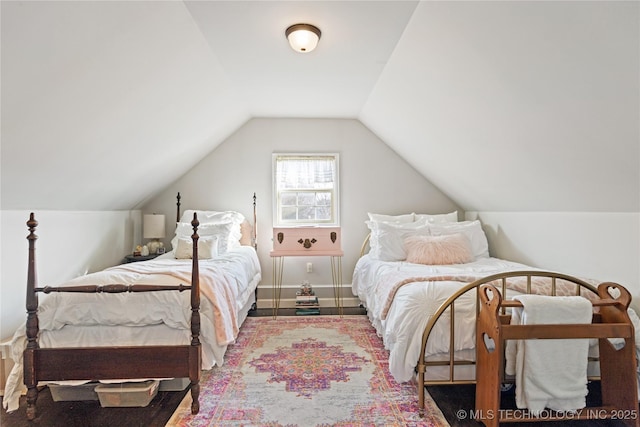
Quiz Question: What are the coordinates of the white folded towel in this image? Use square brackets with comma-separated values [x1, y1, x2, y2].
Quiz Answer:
[504, 295, 592, 415]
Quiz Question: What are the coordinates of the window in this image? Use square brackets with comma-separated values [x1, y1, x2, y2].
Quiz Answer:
[273, 153, 339, 226]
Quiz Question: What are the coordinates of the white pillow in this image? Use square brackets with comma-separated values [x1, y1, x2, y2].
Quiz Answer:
[367, 212, 414, 223]
[414, 211, 458, 223]
[172, 220, 236, 255]
[366, 218, 431, 261]
[179, 209, 245, 225]
[179, 210, 244, 250]
[366, 213, 415, 256]
[174, 235, 219, 259]
[427, 220, 489, 259]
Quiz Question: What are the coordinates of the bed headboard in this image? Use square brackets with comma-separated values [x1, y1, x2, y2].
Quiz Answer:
[175, 192, 257, 250]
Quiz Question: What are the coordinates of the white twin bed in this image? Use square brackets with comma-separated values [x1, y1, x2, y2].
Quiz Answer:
[3, 195, 261, 419]
[351, 211, 640, 419]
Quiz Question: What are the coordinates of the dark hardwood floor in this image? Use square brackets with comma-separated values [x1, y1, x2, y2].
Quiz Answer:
[1, 307, 633, 426]
[1, 387, 188, 427]
[427, 382, 629, 427]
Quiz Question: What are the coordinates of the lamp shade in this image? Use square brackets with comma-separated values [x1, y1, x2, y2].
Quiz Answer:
[143, 214, 166, 239]
[285, 24, 321, 53]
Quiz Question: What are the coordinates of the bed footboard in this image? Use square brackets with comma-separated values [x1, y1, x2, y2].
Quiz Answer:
[23, 213, 202, 420]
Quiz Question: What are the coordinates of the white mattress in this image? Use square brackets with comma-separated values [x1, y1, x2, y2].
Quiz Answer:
[3, 246, 261, 412]
[351, 254, 640, 384]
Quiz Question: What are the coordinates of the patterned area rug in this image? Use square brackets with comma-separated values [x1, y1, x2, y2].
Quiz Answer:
[166, 315, 449, 426]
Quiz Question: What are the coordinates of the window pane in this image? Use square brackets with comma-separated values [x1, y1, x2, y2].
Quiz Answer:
[298, 206, 314, 220]
[282, 207, 298, 220]
[298, 192, 315, 206]
[316, 206, 331, 220]
[316, 193, 331, 206]
[281, 193, 297, 206]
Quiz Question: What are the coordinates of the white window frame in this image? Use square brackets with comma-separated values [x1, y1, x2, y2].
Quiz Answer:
[272, 153, 340, 227]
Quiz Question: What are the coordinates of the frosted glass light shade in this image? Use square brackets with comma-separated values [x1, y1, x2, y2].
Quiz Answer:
[285, 24, 321, 53]
[143, 214, 166, 239]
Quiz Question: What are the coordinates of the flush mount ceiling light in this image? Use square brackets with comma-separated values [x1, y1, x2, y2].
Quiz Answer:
[285, 23, 321, 53]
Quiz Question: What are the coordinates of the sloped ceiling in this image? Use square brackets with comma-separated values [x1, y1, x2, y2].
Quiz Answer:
[1, 1, 638, 212]
[362, 1, 639, 212]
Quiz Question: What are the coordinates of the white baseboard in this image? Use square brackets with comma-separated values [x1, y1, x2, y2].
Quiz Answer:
[257, 296, 361, 309]
[256, 283, 360, 309]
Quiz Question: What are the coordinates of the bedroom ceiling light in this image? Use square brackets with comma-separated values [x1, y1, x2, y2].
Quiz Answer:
[285, 23, 321, 53]
[143, 214, 166, 255]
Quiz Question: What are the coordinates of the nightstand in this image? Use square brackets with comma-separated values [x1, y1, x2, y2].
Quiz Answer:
[122, 254, 160, 264]
[270, 227, 343, 318]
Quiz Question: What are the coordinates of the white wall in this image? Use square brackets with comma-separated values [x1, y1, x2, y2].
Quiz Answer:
[143, 118, 460, 305]
[469, 211, 640, 311]
[0, 210, 141, 339]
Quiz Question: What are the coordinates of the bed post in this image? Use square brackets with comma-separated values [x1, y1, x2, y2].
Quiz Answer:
[253, 192, 257, 250]
[189, 213, 202, 415]
[176, 192, 181, 223]
[252, 193, 258, 308]
[24, 213, 39, 420]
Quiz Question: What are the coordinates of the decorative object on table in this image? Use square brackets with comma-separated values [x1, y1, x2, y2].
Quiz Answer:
[143, 214, 166, 255]
[299, 281, 313, 296]
[140, 245, 149, 256]
[157, 247, 166, 255]
[296, 281, 319, 315]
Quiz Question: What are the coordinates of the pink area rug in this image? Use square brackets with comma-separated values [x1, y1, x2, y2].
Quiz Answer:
[166, 315, 449, 426]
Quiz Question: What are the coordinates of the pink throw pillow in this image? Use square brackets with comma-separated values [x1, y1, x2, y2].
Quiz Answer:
[404, 233, 474, 265]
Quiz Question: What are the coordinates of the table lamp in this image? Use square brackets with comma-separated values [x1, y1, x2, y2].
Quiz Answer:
[143, 214, 166, 255]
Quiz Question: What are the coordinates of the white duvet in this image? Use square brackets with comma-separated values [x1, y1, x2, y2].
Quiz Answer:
[3, 247, 261, 412]
[352, 254, 640, 384]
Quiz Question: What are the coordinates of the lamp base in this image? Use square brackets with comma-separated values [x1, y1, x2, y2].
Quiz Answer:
[147, 240, 164, 255]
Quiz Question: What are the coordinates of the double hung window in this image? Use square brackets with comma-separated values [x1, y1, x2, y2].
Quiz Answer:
[273, 153, 339, 226]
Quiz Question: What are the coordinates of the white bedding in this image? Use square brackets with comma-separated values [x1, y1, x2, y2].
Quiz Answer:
[351, 254, 640, 384]
[3, 246, 261, 412]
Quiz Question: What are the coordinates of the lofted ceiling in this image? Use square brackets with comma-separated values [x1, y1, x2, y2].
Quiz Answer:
[1, 1, 638, 213]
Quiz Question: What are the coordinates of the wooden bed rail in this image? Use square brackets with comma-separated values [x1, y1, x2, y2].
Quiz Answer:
[35, 284, 192, 293]
[476, 282, 638, 427]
